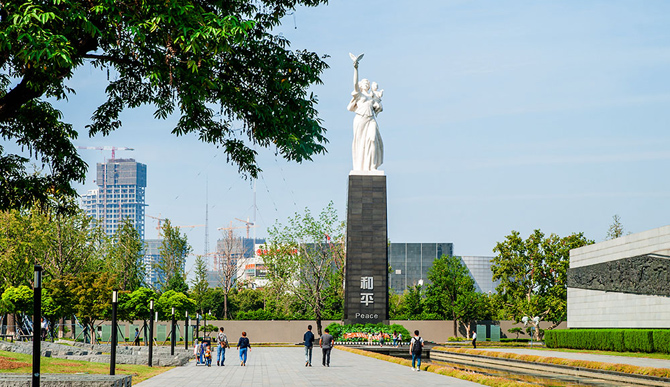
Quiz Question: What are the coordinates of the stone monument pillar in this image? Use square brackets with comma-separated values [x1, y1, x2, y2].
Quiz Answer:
[343, 53, 388, 325]
[344, 173, 388, 324]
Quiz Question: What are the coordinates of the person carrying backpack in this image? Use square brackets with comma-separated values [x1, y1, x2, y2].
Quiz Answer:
[409, 330, 424, 371]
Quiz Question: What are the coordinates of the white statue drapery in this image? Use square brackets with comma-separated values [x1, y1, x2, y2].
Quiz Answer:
[347, 53, 383, 172]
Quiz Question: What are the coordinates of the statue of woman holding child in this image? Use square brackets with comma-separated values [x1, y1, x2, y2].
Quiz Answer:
[347, 53, 384, 172]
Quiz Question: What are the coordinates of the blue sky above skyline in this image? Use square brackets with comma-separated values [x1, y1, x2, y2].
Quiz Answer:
[5, 1, 670, 276]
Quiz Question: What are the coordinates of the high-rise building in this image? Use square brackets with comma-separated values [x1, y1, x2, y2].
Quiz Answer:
[81, 158, 147, 240]
[143, 239, 161, 288]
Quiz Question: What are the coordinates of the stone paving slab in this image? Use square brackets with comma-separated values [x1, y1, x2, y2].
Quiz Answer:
[481, 348, 670, 369]
[135, 347, 482, 386]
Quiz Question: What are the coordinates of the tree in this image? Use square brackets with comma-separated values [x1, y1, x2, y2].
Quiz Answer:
[263, 202, 345, 335]
[191, 255, 210, 317]
[154, 219, 191, 292]
[0, 285, 33, 315]
[606, 214, 625, 240]
[0, 0, 330, 211]
[105, 218, 145, 291]
[491, 230, 593, 338]
[156, 290, 196, 320]
[0, 210, 37, 291]
[424, 255, 482, 337]
[41, 205, 105, 280]
[216, 231, 245, 319]
[60, 272, 117, 343]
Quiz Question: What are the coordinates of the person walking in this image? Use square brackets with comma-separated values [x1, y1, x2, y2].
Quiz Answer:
[199, 340, 207, 364]
[193, 339, 201, 364]
[319, 328, 334, 367]
[472, 330, 477, 349]
[217, 327, 228, 366]
[303, 324, 315, 367]
[133, 328, 141, 346]
[237, 331, 251, 366]
[409, 330, 424, 371]
[392, 331, 398, 347]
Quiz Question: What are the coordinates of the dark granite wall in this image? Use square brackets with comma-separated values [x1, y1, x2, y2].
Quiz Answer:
[344, 175, 388, 325]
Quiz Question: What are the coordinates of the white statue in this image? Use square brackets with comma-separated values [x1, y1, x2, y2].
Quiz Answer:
[347, 53, 384, 172]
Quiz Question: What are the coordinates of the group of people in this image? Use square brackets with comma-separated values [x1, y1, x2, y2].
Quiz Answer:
[303, 325, 333, 367]
[186, 325, 441, 372]
[194, 327, 250, 367]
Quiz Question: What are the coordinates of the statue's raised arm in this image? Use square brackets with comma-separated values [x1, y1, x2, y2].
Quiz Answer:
[349, 53, 364, 91]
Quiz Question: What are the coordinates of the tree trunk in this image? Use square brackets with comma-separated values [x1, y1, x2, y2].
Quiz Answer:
[224, 293, 228, 320]
[59, 317, 65, 338]
[70, 316, 76, 339]
[316, 309, 323, 337]
[7, 314, 15, 336]
[453, 319, 457, 338]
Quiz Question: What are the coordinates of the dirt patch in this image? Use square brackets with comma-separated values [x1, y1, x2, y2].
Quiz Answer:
[51, 362, 84, 367]
[0, 356, 30, 370]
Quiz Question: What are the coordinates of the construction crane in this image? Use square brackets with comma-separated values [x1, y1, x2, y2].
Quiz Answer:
[234, 218, 258, 239]
[217, 221, 246, 240]
[146, 214, 165, 235]
[176, 224, 205, 229]
[77, 146, 134, 160]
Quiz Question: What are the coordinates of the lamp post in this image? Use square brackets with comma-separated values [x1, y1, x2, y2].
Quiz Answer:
[195, 313, 200, 342]
[110, 290, 118, 375]
[170, 307, 176, 356]
[148, 300, 154, 367]
[32, 265, 42, 387]
[184, 311, 189, 350]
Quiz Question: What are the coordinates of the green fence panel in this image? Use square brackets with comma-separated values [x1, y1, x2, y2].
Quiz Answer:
[157, 324, 166, 342]
[476, 324, 487, 341]
[490, 325, 500, 342]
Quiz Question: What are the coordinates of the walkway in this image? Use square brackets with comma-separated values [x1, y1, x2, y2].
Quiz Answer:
[135, 347, 482, 387]
[481, 347, 670, 369]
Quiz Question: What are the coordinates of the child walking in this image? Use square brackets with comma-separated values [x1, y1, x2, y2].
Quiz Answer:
[237, 331, 251, 366]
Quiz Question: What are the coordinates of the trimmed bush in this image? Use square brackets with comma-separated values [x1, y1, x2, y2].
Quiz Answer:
[545, 329, 670, 353]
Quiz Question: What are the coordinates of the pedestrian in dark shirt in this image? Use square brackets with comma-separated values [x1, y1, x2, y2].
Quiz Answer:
[303, 325, 315, 367]
[236, 331, 251, 366]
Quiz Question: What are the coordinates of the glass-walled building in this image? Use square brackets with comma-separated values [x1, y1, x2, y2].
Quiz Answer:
[389, 243, 453, 293]
[388, 243, 498, 295]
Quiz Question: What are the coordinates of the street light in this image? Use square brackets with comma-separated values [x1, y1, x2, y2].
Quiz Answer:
[170, 307, 176, 356]
[110, 290, 118, 375]
[32, 265, 42, 387]
[184, 311, 189, 350]
[148, 300, 154, 367]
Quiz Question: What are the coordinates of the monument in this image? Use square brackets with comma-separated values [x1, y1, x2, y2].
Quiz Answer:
[343, 53, 389, 325]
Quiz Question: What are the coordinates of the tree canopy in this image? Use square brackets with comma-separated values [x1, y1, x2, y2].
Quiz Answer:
[491, 229, 593, 334]
[424, 255, 488, 336]
[0, 0, 330, 211]
[263, 202, 345, 335]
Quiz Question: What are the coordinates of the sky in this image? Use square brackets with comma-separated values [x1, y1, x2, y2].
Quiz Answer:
[6, 1, 670, 276]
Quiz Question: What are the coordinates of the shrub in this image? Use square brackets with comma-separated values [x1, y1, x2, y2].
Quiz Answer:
[545, 329, 670, 353]
[653, 330, 670, 354]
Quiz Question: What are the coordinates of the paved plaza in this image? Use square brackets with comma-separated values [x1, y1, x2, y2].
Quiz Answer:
[135, 347, 482, 386]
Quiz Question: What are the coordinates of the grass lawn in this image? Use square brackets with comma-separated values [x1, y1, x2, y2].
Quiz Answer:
[0, 350, 172, 385]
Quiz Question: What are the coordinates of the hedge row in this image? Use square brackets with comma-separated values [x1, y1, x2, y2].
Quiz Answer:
[545, 329, 670, 353]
